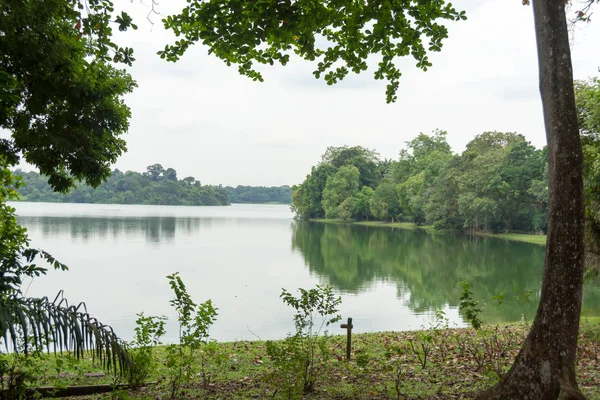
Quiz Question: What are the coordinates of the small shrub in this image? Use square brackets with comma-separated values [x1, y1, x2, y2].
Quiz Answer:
[459, 281, 482, 330]
[198, 340, 228, 387]
[454, 331, 470, 357]
[265, 285, 341, 398]
[430, 310, 453, 362]
[0, 347, 43, 400]
[408, 331, 433, 369]
[0, 327, 50, 399]
[165, 272, 218, 398]
[463, 332, 486, 370]
[383, 345, 407, 400]
[128, 313, 167, 389]
[53, 353, 81, 384]
[478, 325, 513, 378]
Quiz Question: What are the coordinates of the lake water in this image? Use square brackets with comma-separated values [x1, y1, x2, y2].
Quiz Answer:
[11, 202, 600, 343]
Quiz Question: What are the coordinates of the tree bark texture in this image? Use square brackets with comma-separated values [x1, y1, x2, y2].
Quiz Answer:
[478, 0, 585, 399]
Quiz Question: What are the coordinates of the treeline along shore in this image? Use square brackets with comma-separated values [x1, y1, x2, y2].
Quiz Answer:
[13, 164, 292, 206]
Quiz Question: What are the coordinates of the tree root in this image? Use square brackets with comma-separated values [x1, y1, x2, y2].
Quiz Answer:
[557, 384, 586, 400]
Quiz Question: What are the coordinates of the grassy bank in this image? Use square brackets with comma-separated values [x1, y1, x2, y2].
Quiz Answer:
[310, 219, 432, 231]
[355, 220, 433, 230]
[472, 231, 547, 245]
[10, 323, 599, 400]
[310, 219, 547, 246]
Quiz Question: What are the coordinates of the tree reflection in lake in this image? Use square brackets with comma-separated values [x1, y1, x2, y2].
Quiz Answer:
[292, 221, 600, 324]
[17, 216, 212, 244]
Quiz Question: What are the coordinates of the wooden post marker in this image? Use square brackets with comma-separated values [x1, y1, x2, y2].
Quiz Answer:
[340, 317, 353, 361]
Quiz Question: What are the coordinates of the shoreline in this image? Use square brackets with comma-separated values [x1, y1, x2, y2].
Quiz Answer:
[309, 218, 547, 246]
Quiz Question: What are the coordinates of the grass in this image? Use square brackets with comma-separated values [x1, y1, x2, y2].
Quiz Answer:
[473, 231, 547, 246]
[310, 218, 432, 231]
[355, 220, 433, 230]
[310, 218, 547, 246]
[9, 323, 600, 400]
[583, 315, 600, 324]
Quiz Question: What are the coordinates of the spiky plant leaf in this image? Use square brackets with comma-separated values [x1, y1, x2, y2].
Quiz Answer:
[0, 293, 132, 374]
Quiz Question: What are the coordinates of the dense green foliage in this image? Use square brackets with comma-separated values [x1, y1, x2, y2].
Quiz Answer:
[576, 78, 600, 280]
[1, 0, 136, 192]
[13, 166, 293, 206]
[1, 0, 137, 372]
[224, 185, 292, 204]
[292, 133, 548, 234]
[13, 164, 230, 206]
[160, 0, 465, 103]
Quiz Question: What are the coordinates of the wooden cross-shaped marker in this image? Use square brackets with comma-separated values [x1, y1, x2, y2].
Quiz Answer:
[340, 317, 353, 361]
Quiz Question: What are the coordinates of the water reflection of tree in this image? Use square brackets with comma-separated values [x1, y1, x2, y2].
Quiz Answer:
[18, 216, 212, 244]
[292, 222, 600, 323]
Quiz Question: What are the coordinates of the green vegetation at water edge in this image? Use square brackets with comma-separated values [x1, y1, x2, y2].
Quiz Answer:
[7, 323, 600, 400]
[311, 218, 431, 230]
[292, 78, 600, 276]
[473, 232, 547, 246]
[310, 217, 547, 246]
[292, 133, 549, 235]
[354, 220, 432, 230]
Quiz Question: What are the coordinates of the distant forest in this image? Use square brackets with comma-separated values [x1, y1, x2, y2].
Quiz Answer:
[13, 164, 292, 206]
[224, 185, 292, 204]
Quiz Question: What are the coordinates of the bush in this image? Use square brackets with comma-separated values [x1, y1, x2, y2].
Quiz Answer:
[265, 285, 342, 398]
[128, 313, 166, 389]
[164, 272, 218, 398]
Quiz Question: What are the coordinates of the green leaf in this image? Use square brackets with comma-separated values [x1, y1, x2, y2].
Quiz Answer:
[161, 0, 466, 103]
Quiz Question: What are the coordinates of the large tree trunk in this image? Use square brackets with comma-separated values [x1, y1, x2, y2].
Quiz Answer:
[478, 0, 585, 399]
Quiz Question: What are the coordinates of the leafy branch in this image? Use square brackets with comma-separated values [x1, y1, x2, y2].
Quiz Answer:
[160, 0, 467, 103]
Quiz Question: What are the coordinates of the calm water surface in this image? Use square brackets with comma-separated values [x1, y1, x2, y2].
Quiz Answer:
[12, 202, 600, 343]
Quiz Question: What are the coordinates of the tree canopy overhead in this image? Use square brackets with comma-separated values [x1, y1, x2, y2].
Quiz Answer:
[160, 0, 466, 103]
[0, 0, 137, 192]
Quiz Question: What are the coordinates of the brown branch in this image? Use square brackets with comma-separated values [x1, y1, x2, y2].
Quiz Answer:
[568, 0, 596, 25]
[137, 0, 161, 28]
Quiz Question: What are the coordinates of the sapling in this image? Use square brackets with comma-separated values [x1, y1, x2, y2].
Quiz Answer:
[165, 272, 218, 398]
[265, 285, 341, 398]
[128, 313, 166, 389]
[459, 281, 482, 330]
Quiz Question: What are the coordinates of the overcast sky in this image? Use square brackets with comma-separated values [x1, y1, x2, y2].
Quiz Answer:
[15, 1, 600, 186]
